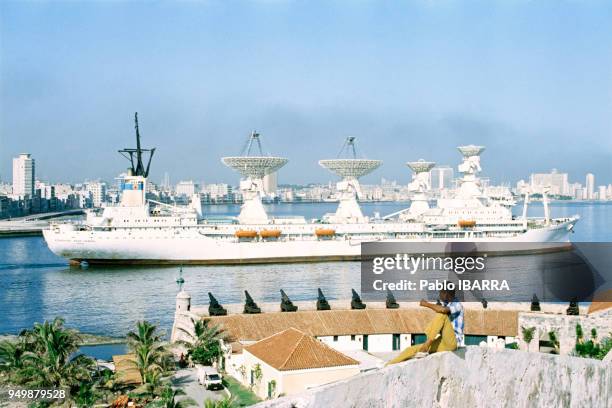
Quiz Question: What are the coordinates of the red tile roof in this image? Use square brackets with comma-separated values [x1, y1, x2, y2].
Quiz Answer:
[244, 328, 358, 371]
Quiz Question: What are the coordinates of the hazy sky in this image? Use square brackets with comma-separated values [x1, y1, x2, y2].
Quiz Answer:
[1, 0, 611, 187]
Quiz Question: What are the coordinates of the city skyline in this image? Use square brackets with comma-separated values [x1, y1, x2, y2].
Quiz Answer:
[2, 1, 612, 184]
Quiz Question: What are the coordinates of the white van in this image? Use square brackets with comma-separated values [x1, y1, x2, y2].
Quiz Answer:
[196, 366, 223, 390]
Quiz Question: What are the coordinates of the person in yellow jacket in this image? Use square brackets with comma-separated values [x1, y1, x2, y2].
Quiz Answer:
[387, 288, 464, 365]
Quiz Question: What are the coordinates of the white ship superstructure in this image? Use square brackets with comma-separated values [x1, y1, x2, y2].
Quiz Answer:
[43, 117, 579, 265]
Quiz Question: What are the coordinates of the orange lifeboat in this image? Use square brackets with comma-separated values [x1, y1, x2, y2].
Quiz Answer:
[260, 229, 282, 238]
[315, 228, 336, 237]
[235, 230, 258, 238]
[458, 220, 476, 228]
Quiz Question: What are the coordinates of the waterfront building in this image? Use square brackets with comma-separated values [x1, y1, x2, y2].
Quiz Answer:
[12, 153, 35, 198]
[586, 173, 595, 200]
[529, 169, 569, 196]
[238, 328, 359, 399]
[87, 182, 107, 207]
[430, 165, 454, 190]
[176, 180, 198, 197]
[263, 172, 278, 196]
[201, 183, 234, 202]
[598, 185, 607, 201]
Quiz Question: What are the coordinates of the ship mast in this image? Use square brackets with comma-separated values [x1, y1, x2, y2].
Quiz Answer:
[119, 112, 156, 177]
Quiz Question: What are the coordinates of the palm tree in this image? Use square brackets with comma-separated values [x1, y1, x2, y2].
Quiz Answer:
[178, 318, 229, 365]
[127, 321, 172, 386]
[0, 336, 28, 378]
[204, 396, 237, 408]
[159, 386, 196, 408]
[0, 317, 97, 407]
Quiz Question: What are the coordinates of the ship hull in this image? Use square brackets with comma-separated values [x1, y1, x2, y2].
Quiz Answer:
[43, 218, 577, 265]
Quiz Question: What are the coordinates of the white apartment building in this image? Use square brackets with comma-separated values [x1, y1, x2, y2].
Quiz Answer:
[202, 183, 231, 200]
[586, 173, 595, 200]
[430, 166, 454, 190]
[263, 172, 278, 196]
[12, 153, 35, 198]
[176, 180, 198, 197]
[529, 169, 569, 196]
[87, 182, 107, 207]
[598, 185, 607, 201]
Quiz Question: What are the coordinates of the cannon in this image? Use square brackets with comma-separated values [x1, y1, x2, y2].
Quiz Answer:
[243, 290, 261, 314]
[316, 288, 331, 311]
[208, 292, 228, 316]
[566, 297, 579, 316]
[280, 289, 298, 312]
[530, 294, 541, 312]
[351, 288, 366, 310]
[386, 289, 399, 309]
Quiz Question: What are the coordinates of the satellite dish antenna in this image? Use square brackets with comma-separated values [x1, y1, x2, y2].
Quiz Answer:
[319, 137, 381, 223]
[405, 159, 436, 217]
[456, 145, 486, 199]
[222, 131, 288, 224]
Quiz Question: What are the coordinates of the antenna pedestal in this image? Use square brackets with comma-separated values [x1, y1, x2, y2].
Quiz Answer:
[324, 178, 366, 223]
[319, 151, 381, 224]
[457, 145, 485, 199]
[403, 160, 435, 219]
[238, 179, 269, 224]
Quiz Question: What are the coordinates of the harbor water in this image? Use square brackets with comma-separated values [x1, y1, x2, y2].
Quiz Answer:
[1, 201, 610, 338]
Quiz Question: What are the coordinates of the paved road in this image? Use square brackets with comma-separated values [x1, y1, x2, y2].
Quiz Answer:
[171, 368, 225, 407]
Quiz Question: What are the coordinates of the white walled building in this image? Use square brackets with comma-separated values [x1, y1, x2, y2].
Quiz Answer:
[12, 153, 35, 198]
[430, 166, 454, 190]
[87, 182, 107, 207]
[263, 172, 278, 196]
[176, 180, 198, 197]
[598, 185, 607, 200]
[238, 328, 359, 399]
[529, 169, 569, 196]
[202, 183, 232, 200]
[585, 173, 595, 200]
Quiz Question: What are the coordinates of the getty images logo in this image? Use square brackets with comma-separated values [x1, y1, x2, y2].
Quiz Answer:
[371, 253, 487, 275]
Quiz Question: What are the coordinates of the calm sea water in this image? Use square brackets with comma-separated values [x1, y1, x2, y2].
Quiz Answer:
[0, 201, 610, 337]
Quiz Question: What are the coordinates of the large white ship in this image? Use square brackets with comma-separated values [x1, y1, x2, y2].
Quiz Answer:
[43, 115, 578, 265]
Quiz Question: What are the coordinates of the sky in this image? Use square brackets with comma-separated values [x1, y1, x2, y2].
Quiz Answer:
[1, 0, 611, 187]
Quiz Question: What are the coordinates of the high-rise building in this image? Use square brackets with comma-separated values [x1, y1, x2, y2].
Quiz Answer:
[263, 172, 278, 196]
[585, 173, 595, 200]
[176, 180, 198, 196]
[598, 185, 607, 201]
[88, 182, 107, 207]
[429, 166, 454, 190]
[12, 153, 35, 198]
[529, 169, 568, 196]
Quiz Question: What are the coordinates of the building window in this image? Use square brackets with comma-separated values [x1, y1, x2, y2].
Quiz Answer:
[412, 334, 427, 345]
[392, 334, 401, 350]
[350, 335, 356, 341]
[333, 335, 338, 342]
[464, 335, 487, 346]
[250, 370, 255, 386]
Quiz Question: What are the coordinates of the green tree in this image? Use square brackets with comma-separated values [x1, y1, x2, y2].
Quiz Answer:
[574, 324, 611, 360]
[521, 326, 536, 345]
[204, 396, 237, 408]
[0, 336, 29, 382]
[127, 321, 172, 387]
[17, 318, 95, 391]
[178, 318, 229, 365]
